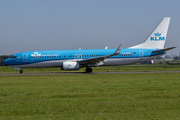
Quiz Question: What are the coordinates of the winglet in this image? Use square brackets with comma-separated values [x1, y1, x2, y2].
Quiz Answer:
[111, 43, 123, 56]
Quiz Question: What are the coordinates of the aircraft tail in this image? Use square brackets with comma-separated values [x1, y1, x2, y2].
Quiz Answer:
[129, 17, 170, 49]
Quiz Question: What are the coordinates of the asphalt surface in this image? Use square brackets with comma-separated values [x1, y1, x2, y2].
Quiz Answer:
[0, 71, 180, 76]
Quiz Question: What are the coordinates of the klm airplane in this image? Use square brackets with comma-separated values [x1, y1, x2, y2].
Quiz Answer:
[3, 17, 175, 73]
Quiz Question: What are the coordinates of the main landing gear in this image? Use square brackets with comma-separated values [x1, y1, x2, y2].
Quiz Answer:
[86, 67, 92, 73]
[20, 70, 23, 74]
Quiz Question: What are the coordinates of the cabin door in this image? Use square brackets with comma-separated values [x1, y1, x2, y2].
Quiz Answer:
[139, 50, 144, 57]
[23, 53, 28, 62]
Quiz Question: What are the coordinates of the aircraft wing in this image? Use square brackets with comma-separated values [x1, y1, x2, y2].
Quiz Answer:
[79, 43, 123, 65]
[152, 47, 176, 53]
[79, 56, 106, 65]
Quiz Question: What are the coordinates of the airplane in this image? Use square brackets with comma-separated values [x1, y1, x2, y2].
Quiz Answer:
[3, 17, 175, 74]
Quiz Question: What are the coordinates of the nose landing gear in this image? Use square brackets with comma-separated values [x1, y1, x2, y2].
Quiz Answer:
[20, 70, 23, 74]
[86, 67, 92, 73]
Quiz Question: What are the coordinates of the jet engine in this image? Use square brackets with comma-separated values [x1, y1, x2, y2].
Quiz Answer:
[61, 62, 80, 70]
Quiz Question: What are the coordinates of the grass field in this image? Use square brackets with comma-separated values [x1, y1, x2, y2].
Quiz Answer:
[1, 73, 180, 119]
[1, 64, 180, 73]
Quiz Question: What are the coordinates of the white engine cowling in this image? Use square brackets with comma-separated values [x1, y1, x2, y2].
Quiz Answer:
[61, 62, 80, 70]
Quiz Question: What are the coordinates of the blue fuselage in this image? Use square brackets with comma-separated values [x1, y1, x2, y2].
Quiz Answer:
[3, 48, 164, 68]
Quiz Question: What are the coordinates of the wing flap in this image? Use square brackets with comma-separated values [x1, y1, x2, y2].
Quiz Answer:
[79, 56, 105, 65]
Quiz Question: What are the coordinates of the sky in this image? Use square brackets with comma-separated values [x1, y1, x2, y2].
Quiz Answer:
[0, 0, 180, 55]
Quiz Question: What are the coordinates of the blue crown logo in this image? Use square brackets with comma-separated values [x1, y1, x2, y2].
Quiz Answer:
[154, 32, 161, 36]
[67, 64, 72, 67]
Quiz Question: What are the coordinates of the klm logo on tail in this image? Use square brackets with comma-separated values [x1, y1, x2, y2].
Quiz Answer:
[151, 32, 165, 41]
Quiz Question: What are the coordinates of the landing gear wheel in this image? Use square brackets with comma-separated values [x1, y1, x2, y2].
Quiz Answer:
[86, 68, 92, 73]
[20, 70, 23, 74]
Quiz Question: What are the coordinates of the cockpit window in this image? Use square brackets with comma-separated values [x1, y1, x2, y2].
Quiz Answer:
[11, 56, 17, 58]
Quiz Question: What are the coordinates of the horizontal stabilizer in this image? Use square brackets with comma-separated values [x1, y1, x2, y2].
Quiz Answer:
[152, 47, 176, 53]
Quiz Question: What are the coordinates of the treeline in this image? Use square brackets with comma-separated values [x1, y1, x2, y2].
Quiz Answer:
[0, 55, 11, 66]
[174, 57, 180, 60]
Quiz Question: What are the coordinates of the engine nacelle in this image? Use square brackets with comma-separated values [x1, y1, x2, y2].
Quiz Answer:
[61, 62, 80, 70]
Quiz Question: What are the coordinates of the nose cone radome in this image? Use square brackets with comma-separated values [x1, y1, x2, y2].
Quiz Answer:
[3, 59, 9, 65]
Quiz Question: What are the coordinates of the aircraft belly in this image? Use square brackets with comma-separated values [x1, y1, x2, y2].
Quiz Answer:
[11, 60, 64, 68]
[103, 58, 141, 66]
[103, 55, 162, 66]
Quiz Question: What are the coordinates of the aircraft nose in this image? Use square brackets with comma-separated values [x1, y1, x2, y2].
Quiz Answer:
[3, 59, 9, 65]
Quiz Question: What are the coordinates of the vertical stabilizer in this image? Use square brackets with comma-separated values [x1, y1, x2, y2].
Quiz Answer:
[129, 17, 170, 49]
